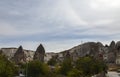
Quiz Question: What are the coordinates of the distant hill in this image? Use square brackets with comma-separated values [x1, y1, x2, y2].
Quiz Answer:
[0, 41, 120, 65]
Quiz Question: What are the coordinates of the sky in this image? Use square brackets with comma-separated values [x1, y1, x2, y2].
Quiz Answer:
[0, 0, 120, 52]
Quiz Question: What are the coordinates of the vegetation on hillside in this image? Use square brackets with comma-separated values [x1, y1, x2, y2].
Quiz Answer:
[0, 53, 18, 77]
[0, 53, 107, 77]
[57, 56, 107, 77]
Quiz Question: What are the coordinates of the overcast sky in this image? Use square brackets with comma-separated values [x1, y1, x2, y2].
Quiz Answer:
[0, 0, 120, 52]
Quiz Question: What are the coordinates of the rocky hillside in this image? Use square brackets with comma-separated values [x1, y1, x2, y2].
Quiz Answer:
[0, 41, 120, 65]
[0, 46, 34, 63]
[50, 41, 120, 65]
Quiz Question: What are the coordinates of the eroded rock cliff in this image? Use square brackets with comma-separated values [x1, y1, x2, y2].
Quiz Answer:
[0, 41, 120, 65]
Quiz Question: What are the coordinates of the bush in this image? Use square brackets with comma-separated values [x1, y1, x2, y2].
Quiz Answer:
[67, 68, 83, 77]
[75, 56, 107, 76]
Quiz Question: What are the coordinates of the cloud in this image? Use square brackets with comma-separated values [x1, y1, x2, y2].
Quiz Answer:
[90, 0, 120, 10]
[92, 19, 114, 25]
[0, 0, 120, 52]
[0, 22, 18, 36]
[0, 22, 46, 36]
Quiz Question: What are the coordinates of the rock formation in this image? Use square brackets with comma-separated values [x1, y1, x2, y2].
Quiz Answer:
[110, 41, 115, 49]
[44, 52, 57, 63]
[33, 44, 45, 62]
[0, 41, 120, 65]
[1, 48, 17, 60]
[115, 41, 120, 64]
[55, 41, 120, 65]
[12, 46, 26, 64]
[104, 41, 116, 63]
[55, 42, 103, 62]
[116, 41, 120, 52]
[0, 47, 34, 63]
[69, 42, 104, 60]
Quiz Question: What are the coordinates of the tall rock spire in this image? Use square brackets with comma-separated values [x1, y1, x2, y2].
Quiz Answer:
[13, 46, 26, 64]
[110, 41, 115, 49]
[33, 44, 45, 62]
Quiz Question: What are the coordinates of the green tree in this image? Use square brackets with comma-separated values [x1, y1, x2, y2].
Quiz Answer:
[75, 56, 107, 76]
[59, 58, 73, 75]
[27, 60, 50, 77]
[0, 54, 18, 77]
[75, 57, 93, 76]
